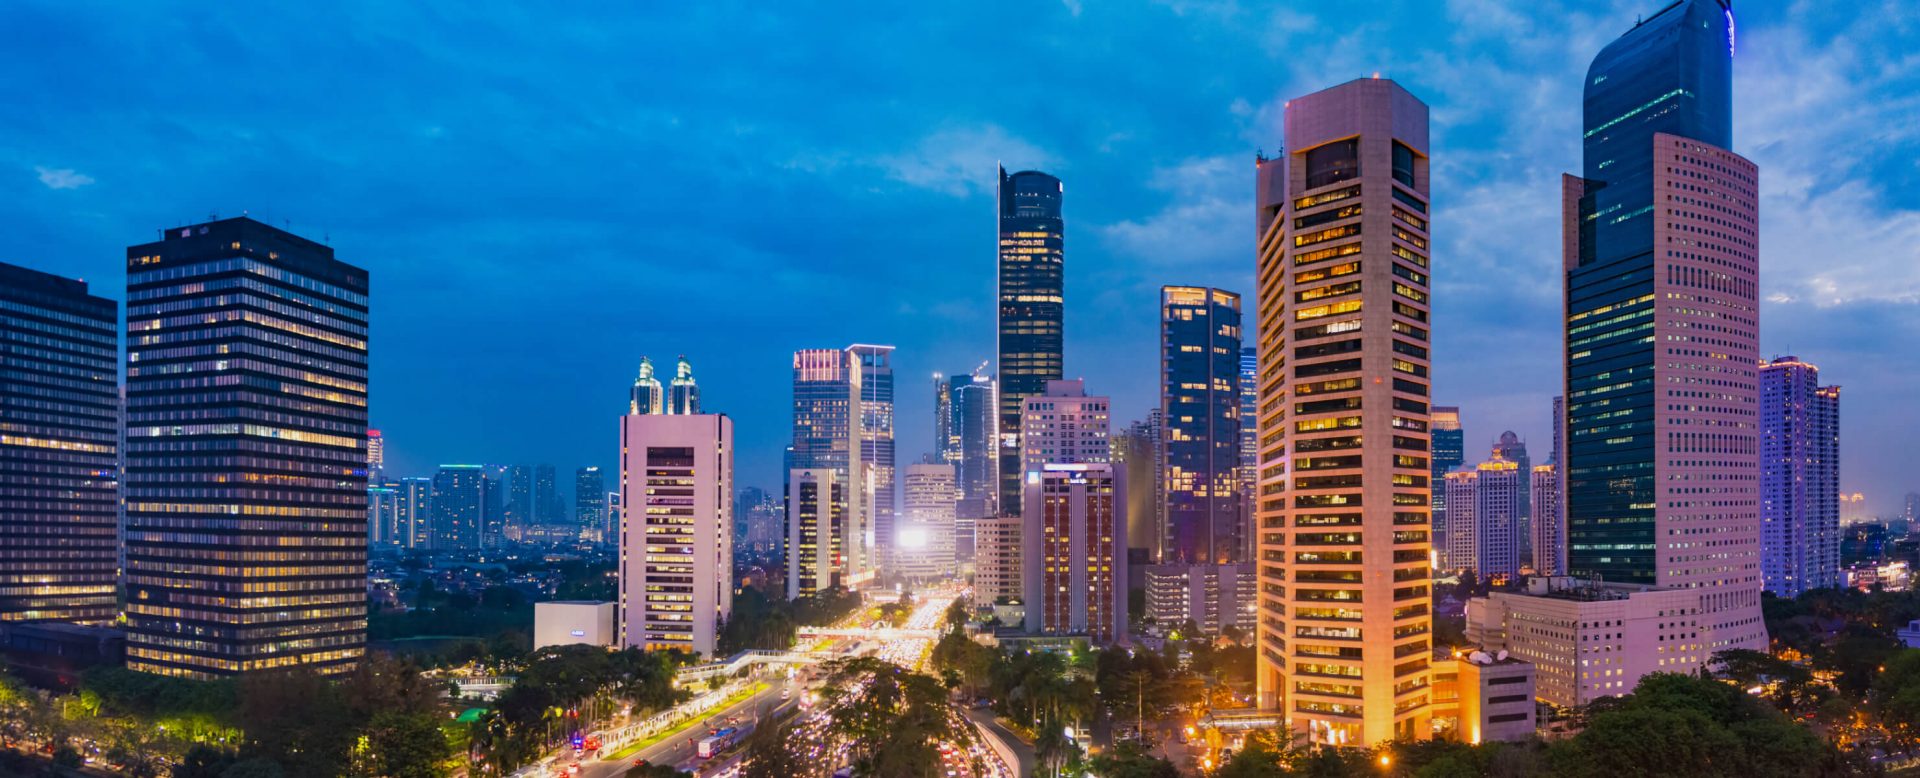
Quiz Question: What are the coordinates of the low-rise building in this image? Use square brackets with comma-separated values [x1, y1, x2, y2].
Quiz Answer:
[534, 601, 616, 650]
[1430, 649, 1538, 744]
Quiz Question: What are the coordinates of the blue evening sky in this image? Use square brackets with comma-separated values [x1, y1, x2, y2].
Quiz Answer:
[6, 1, 1918, 514]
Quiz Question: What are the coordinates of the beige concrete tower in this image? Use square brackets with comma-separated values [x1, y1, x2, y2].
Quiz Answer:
[1254, 77, 1434, 746]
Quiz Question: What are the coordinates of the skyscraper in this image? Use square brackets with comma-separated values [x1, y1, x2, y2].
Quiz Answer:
[1443, 458, 1522, 580]
[1159, 286, 1243, 565]
[619, 413, 732, 656]
[998, 167, 1065, 514]
[631, 357, 664, 415]
[934, 373, 955, 464]
[895, 463, 957, 581]
[790, 348, 871, 585]
[1022, 463, 1126, 644]
[786, 468, 846, 598]
[368, 483, 400, 547]
[432, 465, 489, 551]
[0, 262, 119, 624]
[850, 345, 896, 570]
[534, 463, 562, 524]
[399, 476, 432, 549]
[123, 217, 368, 678]
[1239, 347, 1259, 561]
[505, 465, 533, 536]
[367, 428, 385, 480]
[1430, 407, 1464, 562]
[1468, 0, 1766, 708]
[1489, 432, 1531, 558]
[946, 370, 999, 555]
[1530, 464, 1564, 575]
[576, 466, 606, 538]
[1759, 356, 1840, 596]
[1253, 77, 1434, 745]
[1114, 416, 1161, 560]
[667, 355, 701, 415]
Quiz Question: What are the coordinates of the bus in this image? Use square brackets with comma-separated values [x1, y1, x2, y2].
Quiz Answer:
[696, 728, 739, 759]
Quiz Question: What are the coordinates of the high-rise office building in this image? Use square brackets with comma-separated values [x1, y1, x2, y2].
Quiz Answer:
[505, 465, 533, 536]
[667, 355, 700, 415]
[850, 345, 896, 570]
[1160, 286, 1243, 565]
[945, 370, 998, 558]
[1022, 463, 1126, 644]
[534, 463, 562, 524]
[367, 428, 385, 479]
[790, 348, 871, 586]
[1239, 347, 1259, 560]
[0, 262, 119, 624]
[1430, 407, 1464, 563]
[998, 167, 1065, 514]
[785, 468, 846, 598]
[618, 413, 732, 656]
[368, 483, 400, 547]
[1443, 458, 1522, 580]
[1530, 464, 1563, 575]
[934, 374, 955, 464]
[631, 357, 664, 415]
[974, 515, 1025, 607]
[399, 476, 432, 549]
[123, 217, 368, 678]
[482, 464, 506, 546]
[1253, 77, 1435, 745]
[1020, 379, 1109, 479]
[1469, 0, 1766, 707]
[1489, 432, 1531, 558]
[1114, 416, 1161, 560]
[895, 463, 957, 581]
[431, 465, 489, 551]
[1759, 356, 1840, 596]
[576, 466, 606, 537]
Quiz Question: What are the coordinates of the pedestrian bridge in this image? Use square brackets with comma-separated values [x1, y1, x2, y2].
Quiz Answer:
[796, 626, 938, 641]
[675, 648, 822, 683]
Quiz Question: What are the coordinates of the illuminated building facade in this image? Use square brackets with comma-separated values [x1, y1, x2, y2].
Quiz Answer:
[790, 348, 871, 585]
[367, 428, 384, 479]
[1759, 356, 1840, 596]
[895, 463, 957, 581]
[974, 515, 1025, 607]
[1489, 432, 1530, 558]
[505, 464, 532, 539]
[618, 413, 732, 656]
[1239, 347, 1259, 559]
[1020, 379, 1109, 479]
[0, 262, 119, 624]
[1159, 286, 1244, 565]
[997, 167, 1065, 514]
[785, 468, 845, 598]
[849, 345, 896, 571]
[1470, 0, 1766, 705]
[431, 465, 488, 551]
[1022, 463, 1125, 644]
[631, 356, 664, 415]
[123, 217, 368, 678]
[1443, 458, 1522, 580]
[576, 466, 606, 540]
[941, 370, 998, 558]
[1429, 407, 1463, 562]
[1530, 464, 1564, 575]
[1253, 77, 1435, 746]
[667, 355, 700, 414]
[399, 476, 432, 549]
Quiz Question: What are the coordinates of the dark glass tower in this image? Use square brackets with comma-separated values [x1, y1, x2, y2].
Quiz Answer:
[997, 167, 1064, 514]
[124, 217, 369, 678]
[1158, 286, 1242, 564]
[1566, 0, 1735, 584]
[432, 465, 488, 551]
[0, 262, 119, 624]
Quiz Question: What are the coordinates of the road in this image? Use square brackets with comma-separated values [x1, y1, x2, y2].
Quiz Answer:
[573, 677, 796, 778]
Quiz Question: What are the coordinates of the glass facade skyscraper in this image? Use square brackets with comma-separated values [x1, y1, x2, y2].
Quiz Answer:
[1159, 286, 1243, 565]
[997, 167, 1064, 515]
[0, 262, 119, 624]
[431, 465, 488, 551]
[124, 217, 368, 678]
[1565, 0, 1739, 585]
[1429, 407, 1463, 568]
[849, 345, 895, 563]
[790, 348, 871, 584]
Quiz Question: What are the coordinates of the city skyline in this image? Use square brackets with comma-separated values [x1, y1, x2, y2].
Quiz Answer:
[6, 3, 1918, 514]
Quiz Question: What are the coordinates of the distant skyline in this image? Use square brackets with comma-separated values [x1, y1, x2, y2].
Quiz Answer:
[6, 1, 1918, 513]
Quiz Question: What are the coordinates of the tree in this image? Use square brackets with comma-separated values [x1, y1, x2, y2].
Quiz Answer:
[237, 670, 355, 778]
[741, 719, 809, 778]
[817, 657, 971, 777]
[366, 712, 453, 778]
[1873, 648, 1920, 751]
[1086, 740, 1177, 778]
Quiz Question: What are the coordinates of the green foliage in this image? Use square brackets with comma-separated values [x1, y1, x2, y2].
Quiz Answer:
[1548, 672, 1851, 778]
[79, 665, 239, 723]
[741, 719, 809, 778]
[718, 585, 865, 655]
[1874, 648, 1920, 750]
[366, 712, 456, 778]
[469, 645, 690, 774]
[1086, 740, 1178, 778]
[817, 656, 972, 778]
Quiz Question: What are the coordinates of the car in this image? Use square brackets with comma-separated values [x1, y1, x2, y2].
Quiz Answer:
[781, 688, 791, 700]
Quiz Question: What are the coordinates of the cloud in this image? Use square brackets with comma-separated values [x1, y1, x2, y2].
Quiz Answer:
[34, 166, 94, 189]
[875, 124, 1055, 197]
[1098, 154, 1248, 271]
